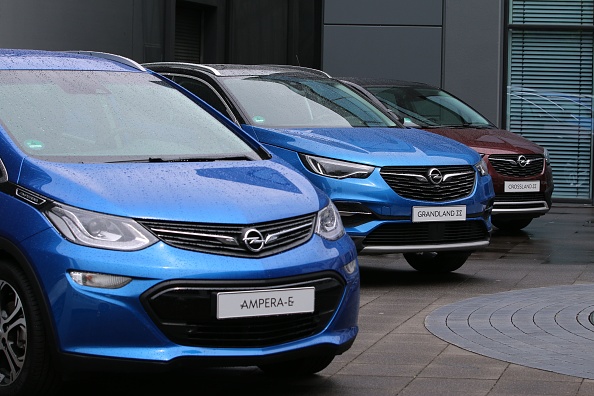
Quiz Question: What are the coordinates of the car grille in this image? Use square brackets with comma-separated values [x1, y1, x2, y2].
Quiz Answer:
[488, 154, 544, 177]
[137, 213, 316, 258]
[379, 166, 475, 201]
[362, 221, 489, 246]
[141, 274, 345, 348]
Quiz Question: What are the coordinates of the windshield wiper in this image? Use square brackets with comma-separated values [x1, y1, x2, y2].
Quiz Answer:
[211, 155, 257, 161]
[106, 155, 256, 164]
[439, 123, 495, 129]
[105, 157, 169, 163]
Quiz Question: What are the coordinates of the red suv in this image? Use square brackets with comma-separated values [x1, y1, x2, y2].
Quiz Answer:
[341, 78, 554, 231]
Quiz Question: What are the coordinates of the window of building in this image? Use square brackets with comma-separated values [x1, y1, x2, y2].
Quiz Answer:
[175, 1, 204, 63]
[507, 0, 594, 201]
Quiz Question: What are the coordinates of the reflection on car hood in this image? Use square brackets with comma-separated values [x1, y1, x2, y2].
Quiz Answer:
[424, 128, 545, 155]
[246, 126, 480, 166]
[19, 158, 323, 223]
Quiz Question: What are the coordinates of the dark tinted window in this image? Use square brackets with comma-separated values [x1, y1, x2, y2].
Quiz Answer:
[368, 86, 491, 128]
[173, 76, 231, 117]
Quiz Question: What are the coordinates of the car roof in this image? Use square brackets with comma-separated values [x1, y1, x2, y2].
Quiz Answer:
[143, 62, 331, 79]
[339, 76, 434, 89]
[0, 49, 145, 72]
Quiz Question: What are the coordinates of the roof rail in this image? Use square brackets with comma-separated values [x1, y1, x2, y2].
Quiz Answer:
[142, 62, 222, 76]
[263, 64, 332, 78]
[66, 51, 146, 71]
[174, 63, 221, 76]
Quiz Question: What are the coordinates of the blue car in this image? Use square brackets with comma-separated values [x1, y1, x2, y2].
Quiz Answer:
[143, 63, 495, 273]
[0, 50, 359, 395]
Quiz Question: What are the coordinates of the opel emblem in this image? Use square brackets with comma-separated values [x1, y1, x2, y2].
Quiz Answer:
[427, 168, 443, 185]
[517, 155, 528, 167]
[242, 228, 266, 252]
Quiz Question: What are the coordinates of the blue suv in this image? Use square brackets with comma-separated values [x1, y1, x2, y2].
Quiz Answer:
[0, 50, 359, 395]
[143, 63, 495, 273]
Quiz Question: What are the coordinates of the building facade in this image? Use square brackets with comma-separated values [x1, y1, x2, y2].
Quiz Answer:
[0, 0, 591, 202]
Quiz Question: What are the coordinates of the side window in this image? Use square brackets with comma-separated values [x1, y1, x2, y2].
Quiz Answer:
[173, 76, 232, 119]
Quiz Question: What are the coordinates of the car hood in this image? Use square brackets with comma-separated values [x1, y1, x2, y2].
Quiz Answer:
[244, 126, 480, 166]
[18, 158, 325, 223]
[422, 127, 545, 156]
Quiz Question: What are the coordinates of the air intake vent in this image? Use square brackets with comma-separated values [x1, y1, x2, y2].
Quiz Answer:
[363, 220, 489, 246]
[141, 274, 345, 348]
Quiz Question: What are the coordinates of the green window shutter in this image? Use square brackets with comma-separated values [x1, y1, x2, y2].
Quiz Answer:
[508, 1, 593, 200]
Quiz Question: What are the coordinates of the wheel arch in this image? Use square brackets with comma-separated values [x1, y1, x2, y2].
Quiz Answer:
[0, 237, 64, 369]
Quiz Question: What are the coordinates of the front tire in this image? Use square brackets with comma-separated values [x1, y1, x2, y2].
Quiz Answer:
[258, 354, 335, 376]
[403, 251, 470, 273]
[0, 260, 61, 396]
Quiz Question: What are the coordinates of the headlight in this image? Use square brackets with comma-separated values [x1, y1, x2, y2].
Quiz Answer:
[315, 201, 345, 241]
[474, 158, 489, 177]
[301, 154, 374, 179]
[45, 203, 158, 251]
[544, 148, 551, 164]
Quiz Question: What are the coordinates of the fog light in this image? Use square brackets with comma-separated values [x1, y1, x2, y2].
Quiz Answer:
[70, 271, 132, 289]
[343, 259, 358, 275]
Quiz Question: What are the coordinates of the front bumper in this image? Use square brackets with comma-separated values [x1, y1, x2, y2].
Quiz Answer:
[489, 158, 554, 219]
[348, 217, 491, 253]
[22, 229, 360, 370]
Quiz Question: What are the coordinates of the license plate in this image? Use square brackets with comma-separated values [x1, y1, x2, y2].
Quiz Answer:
[412, 205, 466, 222]
[217, 287, 315, 319]
[504, 181, 540, 192]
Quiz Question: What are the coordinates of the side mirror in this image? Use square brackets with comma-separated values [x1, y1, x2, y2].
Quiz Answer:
[402, 117, 420, 128]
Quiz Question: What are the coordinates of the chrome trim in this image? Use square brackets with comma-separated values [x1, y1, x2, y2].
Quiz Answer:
[181, 63, 222, 76]
[0, 159, 7, 183]
[359, 240, 490, 254]
[338, 210, 372, 217]
[15, 188, 47, 206]
[442, 171, 474, 182]
[381, 172, 427, 181]
[144, 62, 222, 76]
[264, 221, 313, 243]
[492, 201, 550, 214]
[151, 228, 239, 245]
[489, 157, 544, 165]
[262, 64, 332, 78]
[380, 170, 473, 183]
[242, 228, 265, 252]
[66, 51, 146, 71]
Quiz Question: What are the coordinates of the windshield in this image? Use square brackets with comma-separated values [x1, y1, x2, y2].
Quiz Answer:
[221, 75, 397, 128]
[366, 86, 492, 128]
[0, 70, 260, 162]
